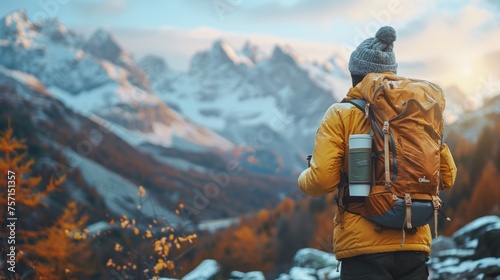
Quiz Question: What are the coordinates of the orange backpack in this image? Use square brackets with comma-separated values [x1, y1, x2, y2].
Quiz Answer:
[353, 73, 447, 236]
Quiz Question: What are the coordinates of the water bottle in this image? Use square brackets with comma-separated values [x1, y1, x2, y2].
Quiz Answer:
[348, 134, 372, 196]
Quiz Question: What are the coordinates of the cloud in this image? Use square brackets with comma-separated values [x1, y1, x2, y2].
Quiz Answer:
[106, 25, 344, 71]
[395, 4, 500, 94]
[235, 0, 436, 28]
[71, 0, 498, 98]
[481, 0, 500, 11]
[82, 0, 128, 15]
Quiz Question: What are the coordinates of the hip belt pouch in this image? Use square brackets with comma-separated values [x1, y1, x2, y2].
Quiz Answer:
[362, 191, 434, 228]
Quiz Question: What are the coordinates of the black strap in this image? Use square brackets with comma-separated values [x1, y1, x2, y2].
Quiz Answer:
[343, 196, 366, 204]
[341, 99, 366, 112]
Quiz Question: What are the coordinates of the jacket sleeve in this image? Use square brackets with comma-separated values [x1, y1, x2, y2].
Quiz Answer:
[298, 105, 345, 197]
[440, 143, 457, 190]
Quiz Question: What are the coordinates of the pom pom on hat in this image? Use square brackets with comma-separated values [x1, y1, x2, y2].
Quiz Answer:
[375, 26, 396, 44]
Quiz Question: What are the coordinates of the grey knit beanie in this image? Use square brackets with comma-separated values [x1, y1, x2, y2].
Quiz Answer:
[348, 26, 398, 76]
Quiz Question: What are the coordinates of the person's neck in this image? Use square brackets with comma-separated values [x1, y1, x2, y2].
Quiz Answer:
[351, 74, 365, 87]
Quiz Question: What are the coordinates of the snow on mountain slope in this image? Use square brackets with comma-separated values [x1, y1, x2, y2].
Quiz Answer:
[84, 28, 150, 91]
[0, 9, 234, 152]
[60, 145, 181, 223]
[445, 93, 500, 142]
[0, 66, 175, 222]
[146, 41, 349, 169]
[2, 62, 297, 222]
[0, 10, 109, 94]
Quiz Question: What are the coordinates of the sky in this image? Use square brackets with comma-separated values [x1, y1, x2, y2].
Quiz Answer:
[2, 0, 500, 98]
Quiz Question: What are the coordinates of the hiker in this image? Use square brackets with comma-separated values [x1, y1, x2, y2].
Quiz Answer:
[298, 26, 457, 280]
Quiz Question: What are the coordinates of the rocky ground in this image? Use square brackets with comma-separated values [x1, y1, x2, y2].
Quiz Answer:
[173, 215, 500, 280]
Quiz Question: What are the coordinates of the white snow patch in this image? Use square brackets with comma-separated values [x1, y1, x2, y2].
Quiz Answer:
[429, 257, 460, 269]
[452, 216, 500, 239]
[181, 259, 220, 280]
[230, 271, 265, 280]
[197, 217, 240, 233]
[0, 66, 46, 93]
[86, 221, 112, 235]
[219, 40, 254, 68]
[148, 154, 208, 173]
[88, 114, 145, 146]
[61, 147, 181, 224]
[465, 239, 479, 249]
[435, 249, 475, 258]
[294, 248, 338, 269]
[47, 84, 120, 114]
[288, 267, 316, 280]
[437, 257, 500, 274]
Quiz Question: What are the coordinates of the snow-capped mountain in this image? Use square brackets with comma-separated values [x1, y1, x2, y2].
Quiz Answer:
[83, 28, 150, 91]
[445, 94, 500, 143]
[0, 9, 233, 152]
[0, 62, 296, 223]
[1, 9, 425, 173]
[145, 40, 351, 169]
[0, 65, 181, 224]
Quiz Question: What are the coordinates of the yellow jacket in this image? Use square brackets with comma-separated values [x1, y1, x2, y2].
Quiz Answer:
[298, 84, 457, 260]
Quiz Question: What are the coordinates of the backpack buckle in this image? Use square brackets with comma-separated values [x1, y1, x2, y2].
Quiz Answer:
[404, 193, 413, 229]
[383, 121, 389, 134]
[404, 193, 412, 205]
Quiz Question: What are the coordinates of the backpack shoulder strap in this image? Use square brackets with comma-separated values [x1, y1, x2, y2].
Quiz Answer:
[341, 99, 366, 113]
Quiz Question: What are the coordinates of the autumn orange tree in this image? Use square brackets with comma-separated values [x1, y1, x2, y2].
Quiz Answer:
[0, 126, 90, 279]
[443, 122, 500, 235]
[0, 126, 61, 213]
[21, 202, 92, 279]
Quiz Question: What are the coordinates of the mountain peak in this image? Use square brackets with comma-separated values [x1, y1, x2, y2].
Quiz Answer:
[84, 28, 124, 62]
[189, 39, 253, 75]
[210, 39, 251, 66]
[213, 39, 230, 49]
[241, 41, 264, 63]
[37, 18, 79, 45]
[0, 9, 32, 48]
[2, 8, 28, 21]
[2, 9, 29, 25]
[90, 28, 113, 43]
[270, 45, 303, 65]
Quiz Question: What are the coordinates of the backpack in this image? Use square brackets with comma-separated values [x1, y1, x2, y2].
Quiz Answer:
[345, 73, 447, 236]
